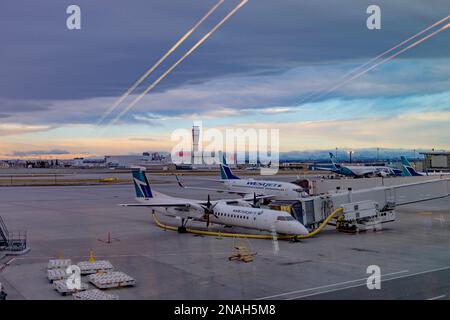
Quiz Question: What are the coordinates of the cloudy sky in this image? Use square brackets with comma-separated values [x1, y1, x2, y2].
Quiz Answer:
[0, 0, 449, 158]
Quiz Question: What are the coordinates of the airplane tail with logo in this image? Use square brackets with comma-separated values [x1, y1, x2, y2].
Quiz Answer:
[220, 153, 240, 180]
[400, 156, 412, 167]
[132, 168, 154, 198]
[400, 156, 423, 176]
[329, 152, 339, 170]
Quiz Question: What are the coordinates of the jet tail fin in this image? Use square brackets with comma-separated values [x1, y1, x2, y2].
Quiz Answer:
[329, 152, 338, 170]
[401, 165, 412, 177]
[400, 156, 423, 176]
[132, 168, 154, 198]
[220, 152, 240, 180]
[400, 156, 412, 167]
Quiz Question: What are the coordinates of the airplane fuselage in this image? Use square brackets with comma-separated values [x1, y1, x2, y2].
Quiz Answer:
[140, 198, 308, 235]
[223, 179, 303, 200]
[317, 153, 401, 177]
[329, 165, 398, 177]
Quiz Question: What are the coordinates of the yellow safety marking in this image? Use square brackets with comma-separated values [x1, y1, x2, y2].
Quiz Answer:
[151, 207, 344, 240]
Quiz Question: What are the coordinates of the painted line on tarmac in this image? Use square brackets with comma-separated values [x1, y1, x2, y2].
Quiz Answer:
[287, 265, 450, 300]
[256, 269, 409, 300]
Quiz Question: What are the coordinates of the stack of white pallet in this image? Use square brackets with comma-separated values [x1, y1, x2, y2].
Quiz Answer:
[88, 271, 136, 289]
[47, 269, 70, 282]
[76, 260, 114, 275]
[73, 289, 119, 300]
[48, 259, 72, 270]
[53, 280, 89, 296]
[47, 259, 72, 282]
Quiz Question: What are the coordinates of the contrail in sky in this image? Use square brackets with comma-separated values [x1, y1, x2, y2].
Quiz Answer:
[109, 0, 249, 126]
[96, 0, 225, 125]
[319, 22, 450, 98]
[298, 14, 450, 105]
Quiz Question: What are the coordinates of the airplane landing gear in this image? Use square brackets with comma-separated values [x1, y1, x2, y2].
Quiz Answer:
[177, 226, 187, 233]
[177, 218, 189, 233]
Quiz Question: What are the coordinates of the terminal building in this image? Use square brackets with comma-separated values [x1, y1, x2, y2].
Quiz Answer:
[72, 152, 172, 169]
[420, 151, 450, 171]
[105, 152, 171, 169]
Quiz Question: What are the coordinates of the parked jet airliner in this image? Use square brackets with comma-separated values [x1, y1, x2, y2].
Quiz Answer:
[176, 154, 306, 201]
[401, 156, 450, 177]
[121, 169, 309, 235]
[315, 153, 402, 178]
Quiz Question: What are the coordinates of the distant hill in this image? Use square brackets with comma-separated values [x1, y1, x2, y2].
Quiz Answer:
[279, 148, 439, 162]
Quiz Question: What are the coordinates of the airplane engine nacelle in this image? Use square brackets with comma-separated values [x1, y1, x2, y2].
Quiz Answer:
[189, 203, 204, 213]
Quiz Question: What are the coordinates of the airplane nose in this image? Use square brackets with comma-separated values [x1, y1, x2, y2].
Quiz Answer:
[294, 222, 309, 235]
[276, 221, 309, 235]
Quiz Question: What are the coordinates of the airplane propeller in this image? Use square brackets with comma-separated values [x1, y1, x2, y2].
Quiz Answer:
[202, 195, 218, 227]
[253, 192, 260, 208]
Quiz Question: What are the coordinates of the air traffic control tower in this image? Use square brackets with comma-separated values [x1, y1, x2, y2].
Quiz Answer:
[192, 125, 202, 165]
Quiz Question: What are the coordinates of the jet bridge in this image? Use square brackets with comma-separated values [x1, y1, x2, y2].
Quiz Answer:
[296, 178, 450, 228]
[0, 282, 6, 300]
[0, 216, 28, 254]
[0, 216, 9, 248]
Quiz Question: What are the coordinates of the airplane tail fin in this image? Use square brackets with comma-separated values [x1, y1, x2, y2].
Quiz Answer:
[220, 153, 240, 180]
[401, 165, 412, 177]
[400, 156, 412, 167]
[329, 152, 338, 170]
[132, 168, 154, 198]
[400, 156, 422, 176]
[402, 165, 424, 176]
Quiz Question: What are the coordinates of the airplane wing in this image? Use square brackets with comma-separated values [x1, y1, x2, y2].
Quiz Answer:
[120, 201, 206, 221]
[175, 176, 277, 201]
[175, 175, 244, 195]
[240, 194, 275, 202]
[313, 166, 336, 171]
[120, 203, 191, 208]
[351, 168, 380, 176]
[199, 178, 226, 183]
[176, 176, 225, 183]
[120, 194, 275, 209]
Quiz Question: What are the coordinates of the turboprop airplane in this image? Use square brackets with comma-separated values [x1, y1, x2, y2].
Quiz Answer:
[175, 154, 307, 200]
[120, 168, 309, 235]
[315, 153, 402, 178]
